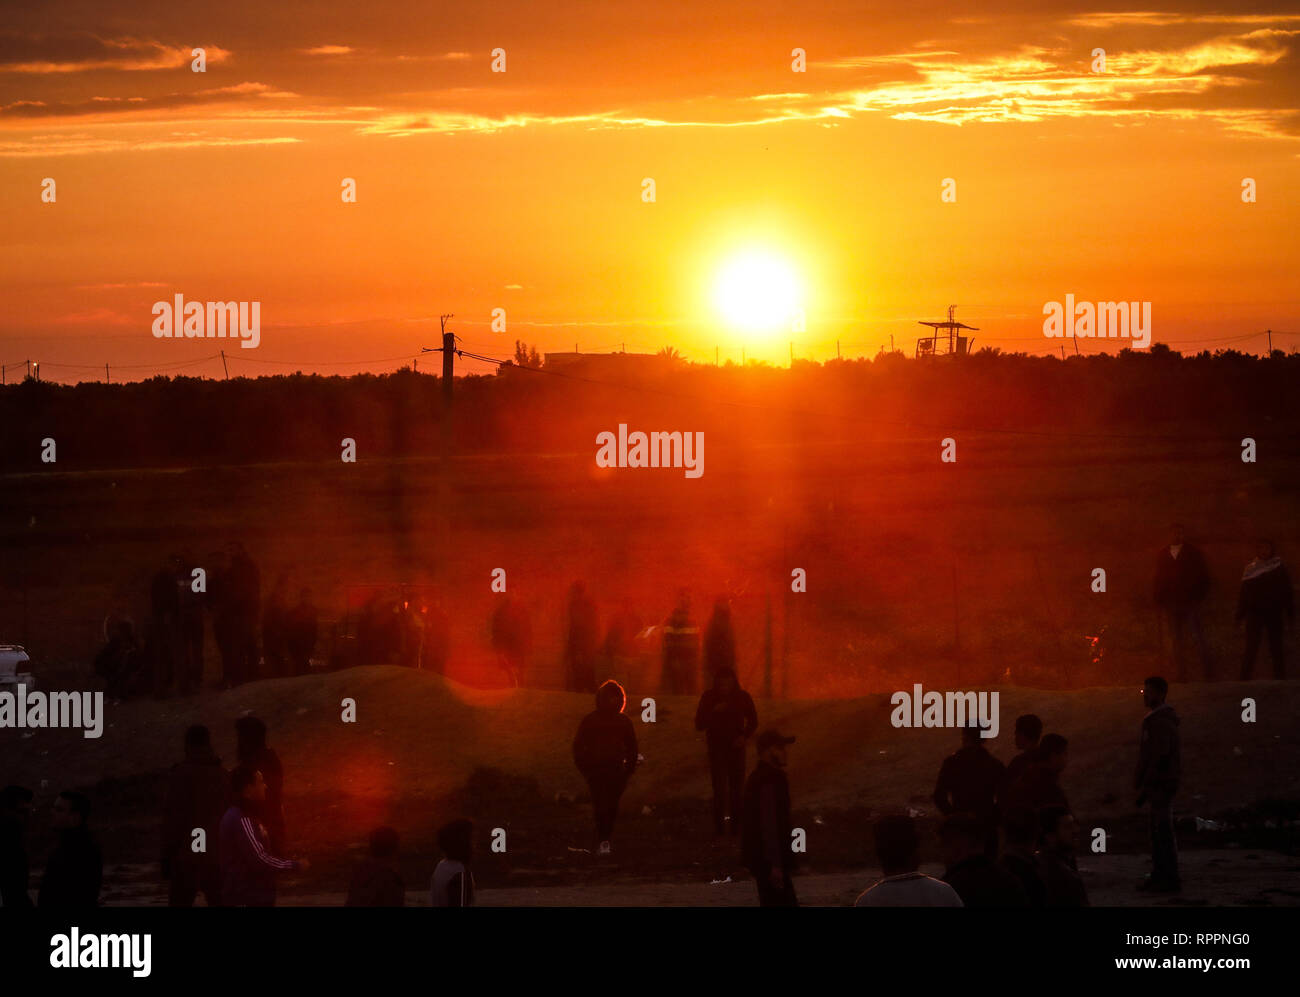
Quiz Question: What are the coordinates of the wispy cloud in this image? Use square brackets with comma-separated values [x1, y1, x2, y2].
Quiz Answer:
[0, 34, 232, 74]
[75, 281, 168, 290]
[2, 14, 1297, 154]
[0, 132, 302, 157]
[1067, 12, 1300, 29]
[1, 82, 298, 120]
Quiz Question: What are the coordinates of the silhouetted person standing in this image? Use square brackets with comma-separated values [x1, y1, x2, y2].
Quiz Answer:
[564, 581, 600, 693]
[939, 814, 1028, 907]
[430, 819, 475, 907]
[236, 716, 286, 854]
[286, 587, 318, 676]
[1237, 539, 1293, 679]
[1136, 676, 1181, 893]
[219, 767, 306, 907]
[855, 815, 962, 906]
[346, 827, 405, 906]
[37, 791, 102, 909]
[695, 667, 758, 835]
[1153, 523, 1211, 681]
[1037, 806, 1088, 906]
[999, 806, 1047, 907]
[662, 592, 700, 694]
[1005, 733, 1071, 826]
[1003, 713, 1042, 790]
[161, 725, 227, 907]
[572, 680, 638, 855]
[742, 730, 797, 906]
[703, 597, 736, 686]
[932, 724, 1005, 857]
[0, 785, 34, 908]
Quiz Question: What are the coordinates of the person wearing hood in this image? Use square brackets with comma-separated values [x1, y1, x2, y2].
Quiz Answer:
[1135, 676, 1181, 893]
[1236, 539, 1293, 680]
[37, 791, 102, 909]
[161, 724, 228, 906]
[571, 679, 638, 855]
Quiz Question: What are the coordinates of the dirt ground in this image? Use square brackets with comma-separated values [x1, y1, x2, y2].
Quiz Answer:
[7, 668, 1299, 908]
[92, 849, 1300, 907]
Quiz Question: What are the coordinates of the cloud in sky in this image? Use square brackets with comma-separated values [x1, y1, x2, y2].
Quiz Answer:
[0, 12, 1296, 153]
[0, 33, 232, 74]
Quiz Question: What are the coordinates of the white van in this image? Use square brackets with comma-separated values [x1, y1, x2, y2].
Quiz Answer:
[0, 645, 36, 690]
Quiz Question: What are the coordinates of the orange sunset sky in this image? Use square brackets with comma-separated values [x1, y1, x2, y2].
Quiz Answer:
[2, 2, 1299, 380]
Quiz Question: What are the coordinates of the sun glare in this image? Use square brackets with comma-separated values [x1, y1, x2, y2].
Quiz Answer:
[712, 250, 803, 334]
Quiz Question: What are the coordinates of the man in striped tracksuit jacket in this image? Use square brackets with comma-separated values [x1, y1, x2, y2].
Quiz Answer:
[218, 766, 306, 906]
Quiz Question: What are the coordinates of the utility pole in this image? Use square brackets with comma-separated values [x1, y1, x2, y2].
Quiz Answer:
[440, 314, 455, 401]
[1267, 329, 1273, 353]
[105, 363, 110, 383]
[837, 339, 841, 359]
[220, 350, 230, 379]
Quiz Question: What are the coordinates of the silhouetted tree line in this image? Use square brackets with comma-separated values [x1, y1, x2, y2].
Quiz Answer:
[1, 347, 1298, 471]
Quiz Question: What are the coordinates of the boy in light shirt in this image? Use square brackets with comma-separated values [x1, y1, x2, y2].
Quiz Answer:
[855, 815, 962, 907]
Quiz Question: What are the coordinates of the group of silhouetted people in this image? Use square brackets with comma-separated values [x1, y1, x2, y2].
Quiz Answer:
[556, 583, 738, 695]
[157, 716, 298, 907]
[93, 545, 320, 699]
[339, 817, 476, 906]
[1154, 524, 1293, 681]
[916, 716, 1087, 907]
[2, 710, 487, 908]
[568, 669, 797, 906]
[855, 675, 1183, 906]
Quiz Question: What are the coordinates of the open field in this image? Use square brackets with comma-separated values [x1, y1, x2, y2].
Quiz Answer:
[3, 432, 1297, 697]
[3, 418, 1298, 906]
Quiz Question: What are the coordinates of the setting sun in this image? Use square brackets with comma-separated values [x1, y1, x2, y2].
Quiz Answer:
[712, 250, 804, 335]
